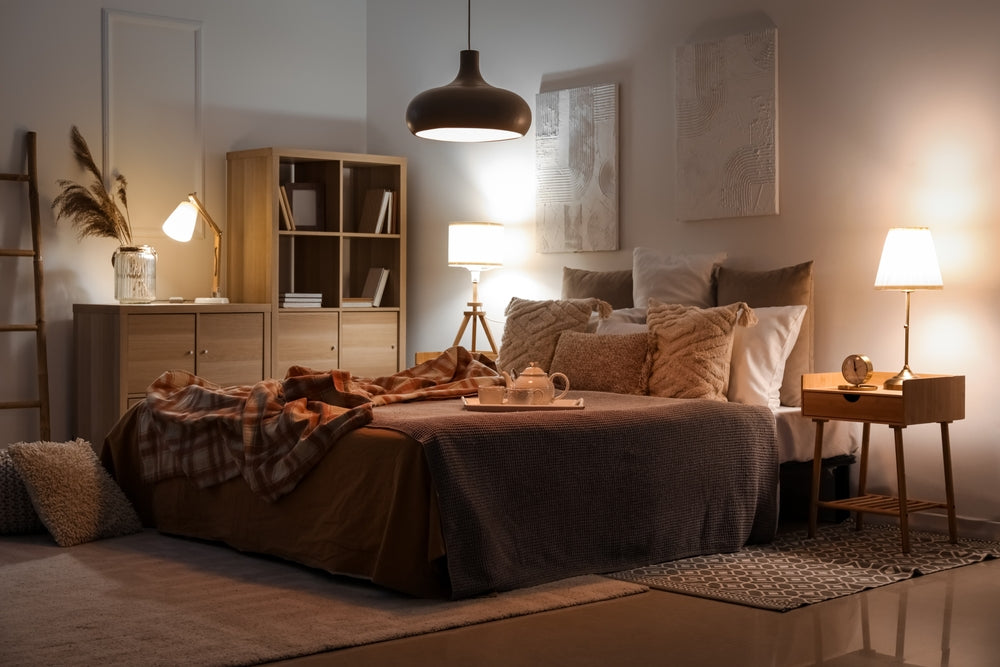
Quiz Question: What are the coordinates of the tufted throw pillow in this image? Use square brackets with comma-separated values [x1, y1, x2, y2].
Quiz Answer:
[728, 305, 807, 409]
[7, 438, 143, 547]
[550, 330, 650, 395]
[497, 297, 610, 374]
[646, 300, 757, 401]
[0, 449, 45, 534]
[716, 261, 813, 406]
[561, 266, 634, 310]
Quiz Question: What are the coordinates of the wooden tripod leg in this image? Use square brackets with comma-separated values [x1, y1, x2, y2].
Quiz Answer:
[452, 313, 473, 347]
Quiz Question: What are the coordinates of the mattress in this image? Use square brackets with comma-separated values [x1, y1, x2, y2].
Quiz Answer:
[774, 406, 861, 463]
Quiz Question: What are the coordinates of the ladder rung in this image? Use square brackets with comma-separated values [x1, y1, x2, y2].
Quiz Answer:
[0, 324, 38, 332]
[0, 173, 30, 182]
[0, 400, 42, 410]
[0, 248, 36, 257]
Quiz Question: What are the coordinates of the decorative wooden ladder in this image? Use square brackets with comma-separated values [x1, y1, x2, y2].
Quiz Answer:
[0, 131, 51, 440]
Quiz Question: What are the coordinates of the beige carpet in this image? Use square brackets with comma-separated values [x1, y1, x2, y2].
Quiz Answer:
[0, 530, 646, 666]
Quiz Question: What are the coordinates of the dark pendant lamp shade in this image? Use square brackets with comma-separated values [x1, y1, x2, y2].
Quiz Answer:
[405, 5, 531, 142]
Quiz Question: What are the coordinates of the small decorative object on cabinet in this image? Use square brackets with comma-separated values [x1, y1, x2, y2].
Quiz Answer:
[73, 303, 271, 450]
[226, 148, 406, 378]
[801, 371, 965, 553]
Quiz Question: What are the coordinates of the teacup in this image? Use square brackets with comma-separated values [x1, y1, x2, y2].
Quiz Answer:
[507, 387, 544, 405]
[477, 386, 506, 405]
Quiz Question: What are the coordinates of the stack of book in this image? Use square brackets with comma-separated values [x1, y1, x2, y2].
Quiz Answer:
[343, 267, 390, 307]
[280, 292, 323, 308]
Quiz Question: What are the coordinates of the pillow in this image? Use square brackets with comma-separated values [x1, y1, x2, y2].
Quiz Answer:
[646, 300, 756, 401]
[716, 261, 813, 406]
[0, 449, 45, 535]
[561, 267, 634, 309]
[497, 297, 611, 374]
[550, 331, 649, 395]
[728, 305, 807, 410]
[632, 248, 727, 309]
[6, 438, 143, 547]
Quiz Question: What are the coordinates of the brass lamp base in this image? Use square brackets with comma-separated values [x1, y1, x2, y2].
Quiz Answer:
[883, 365, 917, 390]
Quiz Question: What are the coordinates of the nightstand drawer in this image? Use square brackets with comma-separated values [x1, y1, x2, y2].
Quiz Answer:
[802, 391, 901, 423]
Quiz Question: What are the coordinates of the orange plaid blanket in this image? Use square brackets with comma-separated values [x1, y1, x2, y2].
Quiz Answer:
[135, 347, 498, 501]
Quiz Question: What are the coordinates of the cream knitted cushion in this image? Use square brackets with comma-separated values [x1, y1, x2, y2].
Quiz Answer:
[7, 438, 142, 547]
[497, 297, 611, 374]
[646, 300, 757, 401]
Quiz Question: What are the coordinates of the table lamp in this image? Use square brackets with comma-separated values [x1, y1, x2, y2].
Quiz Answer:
[448, 222, 503, 354]
[162, 193, 229, 303]
[874, 227, 943, 389]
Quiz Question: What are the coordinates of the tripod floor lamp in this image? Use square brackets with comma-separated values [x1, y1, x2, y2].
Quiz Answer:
[449, 222, 503, 355]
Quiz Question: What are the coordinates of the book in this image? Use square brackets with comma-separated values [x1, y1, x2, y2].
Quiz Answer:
[358, 189, 386, 234]
[278, 186, 296, 230]
[361, 267, 389, 306]
[383, 191, 394, 234]
[341, 297, 374, 307]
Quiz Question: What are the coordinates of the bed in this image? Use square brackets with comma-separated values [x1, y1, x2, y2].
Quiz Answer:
[101, 250, 860, 599]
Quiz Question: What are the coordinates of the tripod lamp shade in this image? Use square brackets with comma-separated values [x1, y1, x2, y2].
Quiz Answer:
[874, 227, 943, 291]
[448, 222, 504, 273]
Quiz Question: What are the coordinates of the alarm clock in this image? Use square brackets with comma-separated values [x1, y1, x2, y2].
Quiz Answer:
[839, 354, 877, 390]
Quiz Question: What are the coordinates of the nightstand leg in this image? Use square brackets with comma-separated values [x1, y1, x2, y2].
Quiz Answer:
[855, 422, 871, 531]
[941, 422, 958, 544]
[893, 426, 910, 554]
[809, 419, 827, 538]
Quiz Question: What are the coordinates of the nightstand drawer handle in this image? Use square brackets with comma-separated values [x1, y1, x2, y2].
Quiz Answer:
[842, 394, 862, 403]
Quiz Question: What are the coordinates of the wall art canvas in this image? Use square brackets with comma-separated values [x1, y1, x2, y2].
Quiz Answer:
[535, 83, 618, 253]
[676, 28, 778, 221]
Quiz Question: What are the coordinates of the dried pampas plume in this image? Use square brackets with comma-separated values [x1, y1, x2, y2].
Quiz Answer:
[52, 126, 133, 245]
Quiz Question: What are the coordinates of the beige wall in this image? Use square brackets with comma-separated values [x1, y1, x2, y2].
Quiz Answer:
[365, 0, 1000, 537]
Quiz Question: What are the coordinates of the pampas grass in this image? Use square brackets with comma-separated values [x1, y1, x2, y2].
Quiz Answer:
[52, 126, 133, 245]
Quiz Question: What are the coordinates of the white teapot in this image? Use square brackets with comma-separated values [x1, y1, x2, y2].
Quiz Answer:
[502, 362, 570, 404]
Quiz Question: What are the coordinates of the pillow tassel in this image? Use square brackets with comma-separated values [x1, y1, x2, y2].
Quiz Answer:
[737, 303, 758, 327]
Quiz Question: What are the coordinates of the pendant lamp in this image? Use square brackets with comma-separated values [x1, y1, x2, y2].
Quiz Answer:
[405, 0, 531, 142]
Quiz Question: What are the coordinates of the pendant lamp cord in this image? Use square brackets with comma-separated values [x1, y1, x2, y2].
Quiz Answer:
[467, 0, 471, 50]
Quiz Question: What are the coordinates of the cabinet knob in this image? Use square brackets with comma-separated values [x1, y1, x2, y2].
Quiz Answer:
[330, 346, 336, 351]
[186, 350, 194, 356]
[200, 349, 209, 355]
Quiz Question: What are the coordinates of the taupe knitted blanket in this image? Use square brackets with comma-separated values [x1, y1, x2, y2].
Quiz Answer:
[372, 391, 778, 599]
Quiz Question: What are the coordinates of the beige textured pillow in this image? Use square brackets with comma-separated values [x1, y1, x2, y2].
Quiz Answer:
[497, 297, 610, 374]
[646, 300, 757, 401]
[7, 438, 143, 547]
[716, 261, 813, 406]
[550, 331, 649, 395]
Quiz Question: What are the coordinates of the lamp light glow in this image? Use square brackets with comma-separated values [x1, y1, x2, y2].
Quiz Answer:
[162, 193, 228, 303]
[448, 222, 503, 354]
[874, 227, 943, 389]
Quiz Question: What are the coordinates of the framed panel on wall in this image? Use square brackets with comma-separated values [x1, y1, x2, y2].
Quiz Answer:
[102, 9, 204, 235]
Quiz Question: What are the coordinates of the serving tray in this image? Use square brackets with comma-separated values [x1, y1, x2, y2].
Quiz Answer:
[462, 397, 585, 412]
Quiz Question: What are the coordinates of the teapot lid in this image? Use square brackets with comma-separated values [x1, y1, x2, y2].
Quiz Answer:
[520, 362, 546, 376]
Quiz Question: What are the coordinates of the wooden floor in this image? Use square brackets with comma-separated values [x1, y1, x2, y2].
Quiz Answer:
[272, 552, 1000, 666]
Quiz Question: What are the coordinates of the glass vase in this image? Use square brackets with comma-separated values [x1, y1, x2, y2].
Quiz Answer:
[112, 245, 157, 303]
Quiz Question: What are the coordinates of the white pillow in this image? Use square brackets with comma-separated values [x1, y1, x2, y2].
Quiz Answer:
[632, 248, 727, 309]
[727, 305, 807, 410]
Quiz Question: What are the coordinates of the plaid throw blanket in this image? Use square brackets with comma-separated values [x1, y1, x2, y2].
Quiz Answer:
[135, 347, 497, 502]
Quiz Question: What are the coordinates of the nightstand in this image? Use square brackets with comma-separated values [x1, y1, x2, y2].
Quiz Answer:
[800, 372, 965, 553]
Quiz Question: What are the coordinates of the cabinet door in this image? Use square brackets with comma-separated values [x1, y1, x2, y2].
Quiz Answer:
[276, 312, 340, 375]
[196, 312, 267, 386]
[340, 311, 398, 377]
[126, 314, 196, 394]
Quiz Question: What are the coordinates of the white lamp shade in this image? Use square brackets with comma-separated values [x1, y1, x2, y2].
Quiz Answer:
[162, 201, 198, 242]
[448, 222, 504, 272]
[874, 227, 943, 290]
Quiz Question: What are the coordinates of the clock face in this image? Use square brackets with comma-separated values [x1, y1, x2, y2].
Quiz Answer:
[842, 354, 873, 386]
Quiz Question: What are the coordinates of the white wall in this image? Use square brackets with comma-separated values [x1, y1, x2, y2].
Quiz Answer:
[1, 0, 367, 443]
[366, 0, 1000, 538]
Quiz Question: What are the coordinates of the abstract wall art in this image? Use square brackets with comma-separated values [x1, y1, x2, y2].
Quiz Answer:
[676, 27, 778, 221]
[535, 83, 618, 253]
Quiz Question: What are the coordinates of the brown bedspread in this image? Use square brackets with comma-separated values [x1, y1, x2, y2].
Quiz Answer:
[372, 393, 779, 598]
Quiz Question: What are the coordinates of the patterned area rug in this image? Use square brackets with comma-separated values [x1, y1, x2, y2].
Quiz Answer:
[610, 522, 1000, 611]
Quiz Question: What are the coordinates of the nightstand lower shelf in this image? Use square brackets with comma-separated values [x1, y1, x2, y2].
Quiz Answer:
[817, 494, 947, 518]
